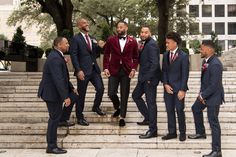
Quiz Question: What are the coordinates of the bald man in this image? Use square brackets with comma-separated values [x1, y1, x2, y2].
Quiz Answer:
[70, 18, 106, 126]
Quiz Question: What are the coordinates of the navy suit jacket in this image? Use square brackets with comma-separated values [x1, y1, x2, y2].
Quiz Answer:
[70, 33, 102, 76]
[138, 37, 161, 85]
[38, 49, 74, 102]
[162, 48, 189, 93]
[200, 55, 224, 106]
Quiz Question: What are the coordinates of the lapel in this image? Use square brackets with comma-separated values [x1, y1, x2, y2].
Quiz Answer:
[54, 49, 70, 79]
[115, 36, 122, 53]
[121, 35, 133, 54]
[78, 33, 92, 53]
[201, 55, 215, 81]
[169, 48, 180, 64]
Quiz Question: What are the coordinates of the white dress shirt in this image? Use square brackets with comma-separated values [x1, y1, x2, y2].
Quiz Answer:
[119, 36, 127, 53]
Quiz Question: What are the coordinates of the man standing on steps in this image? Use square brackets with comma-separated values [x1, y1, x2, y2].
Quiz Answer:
[132, 26, 161, 139]
[38, 37, 78, 154]
[162, 32, 189, 142]
[103, 21, 139, 127]
[188, 41, 224, 157]
[70, 18, 106, 126]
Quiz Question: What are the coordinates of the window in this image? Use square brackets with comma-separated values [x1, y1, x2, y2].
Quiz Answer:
[228, 23, 236, 34]
[218, 41, 225, 51]
[228, 40, 236, 49]
[215, 23, 225, 35]
[228, 5, 236, 17]
[202, 5, 212, 17]
[202, 23, 212, 35]
[189, 5, 199, 17]
[0, 0, 13, 5]
[215, 5, 225, 17]
[189, 23, 199, 35]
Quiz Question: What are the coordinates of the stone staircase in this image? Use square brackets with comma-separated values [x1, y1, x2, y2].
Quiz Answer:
[221, 47, 236, 71]
[0, 72, 236, 150]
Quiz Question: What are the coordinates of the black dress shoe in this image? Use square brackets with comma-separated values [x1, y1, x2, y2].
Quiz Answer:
[162, 133, 177, 140]
[119, 119, 125, 127]
[188, 134, 206, 139]
[58, 121, 75, 127]
[202, 151, 222, 157]
[139, 130, 157, 139]
[46, 147, 67, 154]
[77, 118, 89, 126]
[112, 109, 120, 117]
[137, 120, 149, 126]
[179, 133, 186, 141]
[92, 107, 106, 116]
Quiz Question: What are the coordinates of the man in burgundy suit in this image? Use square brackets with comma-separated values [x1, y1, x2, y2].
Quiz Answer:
[103, 21, 139, 126]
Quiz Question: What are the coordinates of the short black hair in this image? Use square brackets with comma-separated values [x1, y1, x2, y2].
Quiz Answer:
[202, 40, 215, 50]
[53, 37, 64, 47]
[116, 20, 128, 27]
[166, 32, 182, 45]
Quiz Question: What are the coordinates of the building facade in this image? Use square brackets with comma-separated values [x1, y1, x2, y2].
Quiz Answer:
[0, 0, 40, 46]
[187, 0, 236, 51]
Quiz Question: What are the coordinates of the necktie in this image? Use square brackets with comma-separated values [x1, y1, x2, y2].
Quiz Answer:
[85, 34, 91, 50]
[170, 52, 174, 62]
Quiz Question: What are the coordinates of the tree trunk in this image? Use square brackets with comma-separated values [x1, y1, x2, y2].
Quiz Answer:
[156, 0, 175, 54]
[37, 0, 74, 38]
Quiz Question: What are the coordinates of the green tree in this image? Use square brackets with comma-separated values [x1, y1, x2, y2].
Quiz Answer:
[10, 26, 26, 55]
[210, 31, 222, 56]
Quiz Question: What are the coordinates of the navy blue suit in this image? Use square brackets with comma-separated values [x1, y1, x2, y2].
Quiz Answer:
[38, 49, 80, 149]
[162, 49, 189, 135]
[191, 55, 224, 152]
[132, 37, 161, 134]
[70, 32, 104, 119]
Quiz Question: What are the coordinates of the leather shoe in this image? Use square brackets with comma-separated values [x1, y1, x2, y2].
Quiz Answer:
[162, 133, 177, 140]
[112, 109, 120, 117]
[46, 147, 67, 154]
[137, 120, 149, 126]
[179, 133, 186, 141]
[202, 151, 222, 157]
[188, 134, 206, 139]
[119, 119, 125, 127]
[139, 130, 157, 139]
[58, 121, 75, 127]
[77, 118, 89, 126]
[92, 107, 106, 116]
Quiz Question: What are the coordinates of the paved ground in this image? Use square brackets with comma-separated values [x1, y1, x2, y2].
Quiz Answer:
[0, 149, 235, 157]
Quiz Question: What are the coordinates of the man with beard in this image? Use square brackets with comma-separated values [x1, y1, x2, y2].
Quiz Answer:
[70, 18, 106, 126]
[188, 41, 224, 157]
[132, 26, 161, 138]
[103, 21, 139, 126]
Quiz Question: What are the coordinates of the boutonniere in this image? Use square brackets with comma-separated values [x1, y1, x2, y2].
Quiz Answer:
[64, 56, 69, 64]
[202, 63, 209, 71]
[127, 36, 133, 43]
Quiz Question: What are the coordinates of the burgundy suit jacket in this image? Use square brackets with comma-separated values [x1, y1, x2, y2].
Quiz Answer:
[103, 35, 139, 76]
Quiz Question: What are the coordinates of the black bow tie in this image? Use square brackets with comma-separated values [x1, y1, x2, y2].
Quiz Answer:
[119, 36, 126, 40]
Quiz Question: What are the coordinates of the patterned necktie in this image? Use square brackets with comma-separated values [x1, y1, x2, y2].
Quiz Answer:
[85, 34, 91, 50]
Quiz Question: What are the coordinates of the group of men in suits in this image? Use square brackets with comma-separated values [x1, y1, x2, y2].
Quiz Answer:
[38, 18, 224, 157]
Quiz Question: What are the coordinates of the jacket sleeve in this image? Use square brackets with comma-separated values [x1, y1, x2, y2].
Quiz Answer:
[201, 64, 222, 99]
[49, 58, 69, 101]
[162, 53, 168, 85]
[103, 38, 111, 70]
[69, 36, 81, 73]
[180, 54, 189, 91]
[131, 40, 139, 70]
[146, 42, 159, 80]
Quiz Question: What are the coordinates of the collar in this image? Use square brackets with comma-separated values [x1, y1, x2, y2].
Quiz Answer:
[55, 48, 64, 57]
[170, 47, 178, 54]
[81, 31, 89, 37]
[205, 55, 214, 63]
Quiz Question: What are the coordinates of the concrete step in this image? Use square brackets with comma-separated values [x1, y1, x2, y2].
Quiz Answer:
[0, 111, 235, 123]
[0, 123, 234, 135]
[0, 135, 235, 149]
